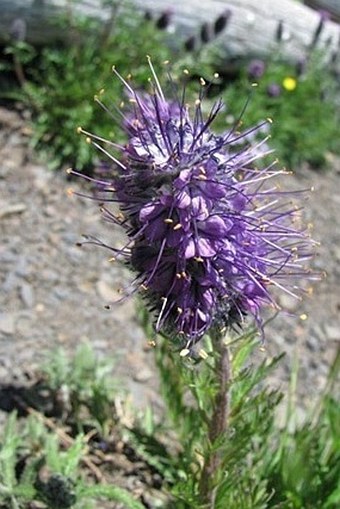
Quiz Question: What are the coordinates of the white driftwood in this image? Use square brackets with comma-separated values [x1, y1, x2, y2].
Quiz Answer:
[1, 0, 339, 69]
[305, 1, 340, 22]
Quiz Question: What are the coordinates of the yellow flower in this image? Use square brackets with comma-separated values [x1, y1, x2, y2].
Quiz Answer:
[283, 77, 297, 91]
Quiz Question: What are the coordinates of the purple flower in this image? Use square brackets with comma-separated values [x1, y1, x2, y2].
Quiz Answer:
[75, 60, 314, 348]
[214, 9, 232, 35]
[156, 9, 173, 30]
[266, 83, 281, 97]
[247, 59, 266, 80]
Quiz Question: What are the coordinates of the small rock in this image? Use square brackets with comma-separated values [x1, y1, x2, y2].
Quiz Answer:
[0, 313, 15, 335]
[133, 367, 153, 383]
[16, 314, 32, 335]
[0, 203, 26, 219]
[52, 287, 69, 301]
[278, 293, 299, 312]
[323, 324, 340, 342]
[44, 204, 56, 217]
[41, 269, 59, 282]
[333, 247, 340, 263]
[15, 256, 31, 277]
[96, 280, 120, 303]
[306, 335, 320, 353]
[35, 303, 45, 313]
[3, 271, 18, 292]
[20, 282, 35, 308]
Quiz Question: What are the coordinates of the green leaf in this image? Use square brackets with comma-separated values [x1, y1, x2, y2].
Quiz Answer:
[79, 484, 145, 509]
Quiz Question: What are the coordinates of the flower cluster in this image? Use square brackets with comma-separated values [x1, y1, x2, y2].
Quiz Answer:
[75, 60, 313, 349]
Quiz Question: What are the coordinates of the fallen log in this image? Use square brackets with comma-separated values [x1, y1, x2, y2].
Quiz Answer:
[305, 1, 340, 23]
[1, 0, 339, 70]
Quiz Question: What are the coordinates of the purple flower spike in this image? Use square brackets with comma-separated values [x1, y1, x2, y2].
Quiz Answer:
[267, 83, 281, 97]
[75, 59, 315, 348]
[247, 59, 266, 80]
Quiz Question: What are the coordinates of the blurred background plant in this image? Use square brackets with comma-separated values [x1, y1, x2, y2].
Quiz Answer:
[0, 1, 339, 171]
[218, 52, 340, 169]
[0, 1, 175, 171]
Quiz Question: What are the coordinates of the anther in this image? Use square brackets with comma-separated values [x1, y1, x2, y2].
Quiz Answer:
[86, 137, 92, 144]
[140, 284, 148, 290]
[199, 349, 209, 360]
[177, 307, 183, 314]
[164, 218, 173, 224]
[180, 348, 190, 357]
[299, 313, 308, 321]
[200, 77, 206, 86]
[76, 126, 82, 134]
[183, 69, 189, 75]
[173, 223, 182, 230]
[66, 188, 74, 196]
[108, 257, 116, 262]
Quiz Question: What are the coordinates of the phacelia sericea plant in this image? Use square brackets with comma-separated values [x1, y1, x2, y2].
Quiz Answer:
[72, 58, 315, 350]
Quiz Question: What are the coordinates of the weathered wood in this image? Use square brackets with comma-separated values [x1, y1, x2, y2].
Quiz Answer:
[1, 0, 339, 70]
[305, 1, 340, 22]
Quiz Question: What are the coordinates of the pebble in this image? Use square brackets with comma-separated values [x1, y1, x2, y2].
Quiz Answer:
[20, 282, 35, 308]
[16, 313, 32, 335]
[96, 279, 120, 303]
[323, 324, 340, 342]
[133, 367, 154, 383]
[0, 313, 15, 335]
[0, 203, 27, 219]
[15, 256, 31, 277]
[40, 269, 59, 282]
[2, 271, 18, 292]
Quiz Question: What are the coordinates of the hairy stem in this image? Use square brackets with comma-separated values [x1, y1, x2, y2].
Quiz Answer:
[198, 336, 230, 507]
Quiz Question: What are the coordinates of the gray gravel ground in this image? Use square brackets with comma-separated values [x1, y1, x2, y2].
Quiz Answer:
[0, 106, 339, 421]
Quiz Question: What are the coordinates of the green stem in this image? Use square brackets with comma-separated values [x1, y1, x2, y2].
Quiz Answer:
[198, 336, 230, 507]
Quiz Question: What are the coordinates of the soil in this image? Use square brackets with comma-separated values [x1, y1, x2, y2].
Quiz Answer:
[0, 105, 339, 419]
